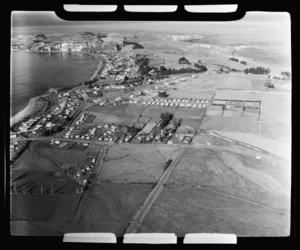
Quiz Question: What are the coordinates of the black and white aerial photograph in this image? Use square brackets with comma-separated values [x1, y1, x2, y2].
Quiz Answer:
[9, 10, 291, 238]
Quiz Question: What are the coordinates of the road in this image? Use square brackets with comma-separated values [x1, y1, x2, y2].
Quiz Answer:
[72, 144, 108, 222]
[11, 127, 267, 157]
[94, 145, 108, 180]
[124, 148, 187, 234]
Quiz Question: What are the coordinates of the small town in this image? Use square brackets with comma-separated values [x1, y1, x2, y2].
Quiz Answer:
[9, 13, 291, 239]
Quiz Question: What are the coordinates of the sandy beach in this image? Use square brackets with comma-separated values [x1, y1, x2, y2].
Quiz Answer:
[89, 59, 103, 80]
[10, 95, 48, 127]
[88, 54, 107, 81]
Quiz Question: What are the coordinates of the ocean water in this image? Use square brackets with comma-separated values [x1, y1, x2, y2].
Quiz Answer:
[10, 51, 97, 116]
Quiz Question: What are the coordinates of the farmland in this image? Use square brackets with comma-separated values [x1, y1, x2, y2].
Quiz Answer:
[10, 24, 291, 237]
[136, 147, 290, 236]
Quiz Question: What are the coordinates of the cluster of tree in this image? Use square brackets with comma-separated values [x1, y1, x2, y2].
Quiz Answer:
[159, 65, 207, 75]
[168, 118, 182, 129]
[160, 112, 173, 129]
[123, 41, 144, 49]
[219, 67, 239, 73]
[240, 61, 247, 65]
[115, 43, 121, 51]
[126, 126, 141, 134]
[158, 91, 169, 98]
[265, 80, 275, 88]
[244, 67, 271, 75]
[43, 126, 64, 136]
[135, 56, 151, 75]
[194, 63, 206, 70]
[178, 57, 191, 65]
[281, 71, 291, 78]
[229, 57, 239, 62]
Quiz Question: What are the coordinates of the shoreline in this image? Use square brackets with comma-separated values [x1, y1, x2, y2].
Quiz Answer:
[10, 93, 52, 128]
[10, 51, 106, 128]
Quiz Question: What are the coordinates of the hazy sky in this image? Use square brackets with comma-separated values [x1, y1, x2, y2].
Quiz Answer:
[11, 11, 290, 27]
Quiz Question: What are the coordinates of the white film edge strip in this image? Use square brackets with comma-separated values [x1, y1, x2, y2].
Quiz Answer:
[63, 233, 117, 243]
[63, 233, 237, 244]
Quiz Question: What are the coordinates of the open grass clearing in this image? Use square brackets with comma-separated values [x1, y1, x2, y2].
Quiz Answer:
[138, 185, 290, 236]
[99, 144, 173, 183]
[76, 182, 153, 236]
[200, 116, 259, 133]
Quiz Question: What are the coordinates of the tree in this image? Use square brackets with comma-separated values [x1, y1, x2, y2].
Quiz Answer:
[229, 57, 239, 62]
[115, 44, 121, 51]
[194, 63, 201, 69]
[160, 112, 173, 129]
[281, 71, 291, 78]
[158, 91, 168, 98]
[178, 57, 191, 65]
[124, 75, 129, 81]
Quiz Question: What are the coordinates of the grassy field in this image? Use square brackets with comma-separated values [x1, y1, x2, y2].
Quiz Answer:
[141, 106, 177, 118]
[11, 194, 80, 222]
[11, 182, 153, 236]
[109, 104, 148, 117]
[259, 91, 291, 125]
[251, 79, 267, 90]
[167, 87, 215, 99]
[200, 116, 259, 133]
[213, 131, 291, 160]
[200, 75, 252, 90]
[192, 131, 237, 147]
[137, 185, 290, 236]
[90, 111, 139, 124]
[87, 104, 148, 123]
[180, 119, 201, 130]
[167, 148, 290, 206]
[12, 150, 59, 172]
[10, 221, 83, 236]
[11, 170, 80, 194]
[75, 182, 153, 236]
[99, 144, 173, 183]
[136, 146, 290, 236]
[206, 110, 223, 116]
[223, 110, 242, 117]
[173, 108, 206, 120]
[17, 141, 101, 168]
[214, 89, 262, 100]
